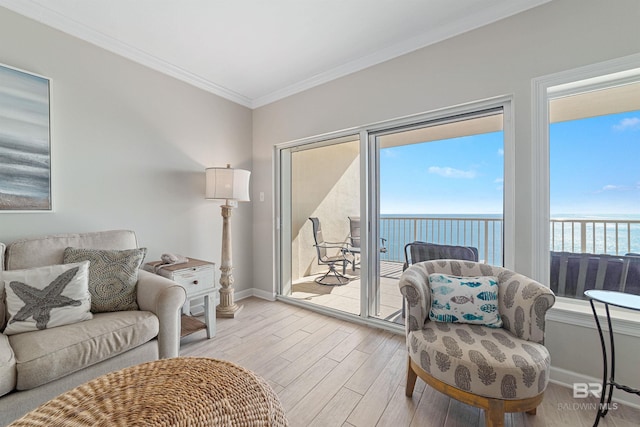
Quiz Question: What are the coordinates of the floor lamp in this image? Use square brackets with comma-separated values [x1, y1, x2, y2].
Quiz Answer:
[205, 164, 251, 318]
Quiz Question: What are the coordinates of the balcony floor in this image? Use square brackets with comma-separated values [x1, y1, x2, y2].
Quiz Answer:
[290, 261, 405, 325]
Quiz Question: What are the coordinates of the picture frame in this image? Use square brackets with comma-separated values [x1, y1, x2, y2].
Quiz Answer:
[0, 63, 51, 212]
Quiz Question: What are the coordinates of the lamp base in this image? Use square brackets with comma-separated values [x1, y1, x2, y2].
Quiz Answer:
[216, 280, 242, 318]
[216, 303, 243, 318]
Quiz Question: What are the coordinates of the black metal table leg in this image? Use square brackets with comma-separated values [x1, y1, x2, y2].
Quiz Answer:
[589, 299, 608, 427]
[604, 304, 616, 415]
[586, 290, 640, 427]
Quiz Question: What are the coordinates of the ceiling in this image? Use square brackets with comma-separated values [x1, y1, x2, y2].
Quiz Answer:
[0, 0, 551, 108]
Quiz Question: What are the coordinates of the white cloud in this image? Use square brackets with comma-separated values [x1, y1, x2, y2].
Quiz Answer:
[613, 117, 640, 131]
[494, 178, 504, 184]
[383, 148, 398, 158]
[428, 166, 476, 179]
[602, 184, 621, 191]
[594, 184, 632, 193]
[497, 148, 504, 156]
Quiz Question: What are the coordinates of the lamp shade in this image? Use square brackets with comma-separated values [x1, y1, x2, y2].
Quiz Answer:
[205, 166, 251, 201]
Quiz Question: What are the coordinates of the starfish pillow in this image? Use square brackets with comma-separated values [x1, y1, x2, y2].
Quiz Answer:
[2, 261, 93, 335]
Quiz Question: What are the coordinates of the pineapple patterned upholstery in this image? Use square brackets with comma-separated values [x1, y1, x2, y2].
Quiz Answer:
[399, 260, 555, 400]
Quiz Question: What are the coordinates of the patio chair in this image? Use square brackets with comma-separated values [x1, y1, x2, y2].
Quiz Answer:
[309, 217, 353, 285]
[401, 242, 478, 317]
[346, 216, 387, 271]
[403, 241, 478, 270]
[550, 251, 640, 298]
[399, 260, 555, 426]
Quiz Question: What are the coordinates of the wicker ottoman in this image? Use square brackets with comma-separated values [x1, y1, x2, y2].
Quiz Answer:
[9, 357, 288, 426]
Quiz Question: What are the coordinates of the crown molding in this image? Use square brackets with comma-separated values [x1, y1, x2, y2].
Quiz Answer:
[1, 0, 551, 109]
[250, 0, 552, 108]
[0, 0, 252, 107]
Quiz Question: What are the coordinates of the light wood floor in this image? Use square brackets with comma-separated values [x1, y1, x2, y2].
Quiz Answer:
[180, 297, 640, 427]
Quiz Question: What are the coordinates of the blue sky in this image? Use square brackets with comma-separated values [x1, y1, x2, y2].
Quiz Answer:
[380, 131, 504, 214]
[380, 109, 640, 216]
[550, 110, 640, 216]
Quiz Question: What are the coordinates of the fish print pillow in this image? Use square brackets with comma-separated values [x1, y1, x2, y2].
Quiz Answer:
[428, 273, 502, 328]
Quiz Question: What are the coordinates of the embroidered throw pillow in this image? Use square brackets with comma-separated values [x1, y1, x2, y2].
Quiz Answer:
[2, 261, 93, 335]
[63, 247, 147, 313]
[428, 273, 502, 328]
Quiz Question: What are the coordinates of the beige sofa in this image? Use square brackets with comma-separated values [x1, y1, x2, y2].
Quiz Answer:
[0, 230, 186, 426]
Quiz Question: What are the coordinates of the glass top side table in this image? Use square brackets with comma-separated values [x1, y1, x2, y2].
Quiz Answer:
[584, 290, 640, 426]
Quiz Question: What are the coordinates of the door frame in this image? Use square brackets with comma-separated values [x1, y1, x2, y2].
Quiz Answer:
[273, 95, 514, 331]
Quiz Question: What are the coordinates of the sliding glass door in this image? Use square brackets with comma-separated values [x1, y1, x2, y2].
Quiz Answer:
[276, 98, 512, 329]
[370, 109, 505, 323]
[278, 135, 363, 316]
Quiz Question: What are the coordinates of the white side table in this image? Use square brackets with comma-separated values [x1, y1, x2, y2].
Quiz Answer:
[144, 258, 217, 339]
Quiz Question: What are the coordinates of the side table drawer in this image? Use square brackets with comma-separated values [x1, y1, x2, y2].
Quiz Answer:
[172, 268, 215, 295]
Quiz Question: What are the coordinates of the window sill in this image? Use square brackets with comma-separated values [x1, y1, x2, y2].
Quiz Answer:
[546, 296, 640, 338]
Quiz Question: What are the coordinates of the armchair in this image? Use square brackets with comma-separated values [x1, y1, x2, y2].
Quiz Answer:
[399, 260, 555, 427]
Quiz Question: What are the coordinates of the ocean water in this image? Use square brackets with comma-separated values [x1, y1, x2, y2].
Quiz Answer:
[380, 214, 503, 264]
[379, 214, 640, 265]
[550, 214, 640, 256]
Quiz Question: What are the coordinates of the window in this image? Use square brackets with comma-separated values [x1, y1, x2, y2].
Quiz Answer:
[533, 55, 640, 301]
[549, 86, 640, 299]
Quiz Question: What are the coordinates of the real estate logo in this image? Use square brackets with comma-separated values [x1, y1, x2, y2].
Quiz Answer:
[556, 383, 618, 412]
[573, 382, 602, 399]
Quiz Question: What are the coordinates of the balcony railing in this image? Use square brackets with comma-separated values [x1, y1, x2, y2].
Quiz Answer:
[379, 216, 640, 266]
[379, 216, 503, 265]
[551, 218, 640, 255]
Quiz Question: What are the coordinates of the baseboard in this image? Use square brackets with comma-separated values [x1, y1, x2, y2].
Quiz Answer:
[235, 288, 276, 301]
[550, 366, 640, 410]
[251, 288, 277, 301]
[188, 288, 273, 314]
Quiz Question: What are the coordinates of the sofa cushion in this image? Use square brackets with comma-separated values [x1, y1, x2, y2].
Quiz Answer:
[2, 262, 93, 335]
[408, 322, 550, 400]
[5, 230, 138, 271]
[63, 247, 147, 313]
[8, 310, 159, 390]
[0, 334, 17, 397]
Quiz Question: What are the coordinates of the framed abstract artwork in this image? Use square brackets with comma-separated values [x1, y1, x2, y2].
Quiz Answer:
[0, 63, 51, 211]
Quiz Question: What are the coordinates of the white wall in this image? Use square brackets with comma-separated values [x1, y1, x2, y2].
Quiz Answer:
[0, 8, 254, 295]
[291, 141, 359, 279]
[253, 0, 640, 399]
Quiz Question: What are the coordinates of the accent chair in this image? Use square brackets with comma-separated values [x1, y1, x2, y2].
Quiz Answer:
[399, 260, 555, 427]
